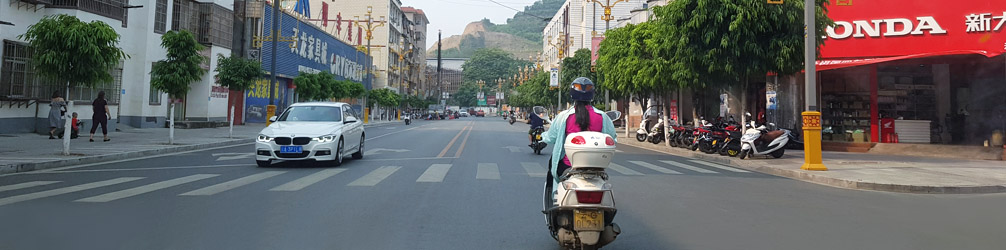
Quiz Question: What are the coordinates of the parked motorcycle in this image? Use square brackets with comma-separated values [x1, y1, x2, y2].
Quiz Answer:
[635, 107, 661, 142]
[543, 111, 622, 250]
[647, 118, 666, 144]
[714, 116, 743, 157]
[738, 119, 790, 159]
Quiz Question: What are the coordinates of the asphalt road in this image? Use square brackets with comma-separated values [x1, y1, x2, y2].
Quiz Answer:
[2, 117, 1006, 250]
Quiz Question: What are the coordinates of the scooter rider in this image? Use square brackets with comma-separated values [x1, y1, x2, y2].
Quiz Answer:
[528, 110, 545, 147]
[541, 77, 617, 192]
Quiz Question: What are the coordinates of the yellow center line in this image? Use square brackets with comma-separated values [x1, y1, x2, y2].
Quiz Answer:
[454, 125, 474, 157]
[437, 121, 473, 158]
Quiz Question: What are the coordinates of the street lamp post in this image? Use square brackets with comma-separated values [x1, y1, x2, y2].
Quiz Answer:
[354, 6, 386, 123]
[548, 33, 573, 111]
[587, 0, 627, 110]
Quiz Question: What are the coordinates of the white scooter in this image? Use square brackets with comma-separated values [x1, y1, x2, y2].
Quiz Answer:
[404, 114, 411, 125]
[738, 119, 790, 159]
[543, 111, 622, 250]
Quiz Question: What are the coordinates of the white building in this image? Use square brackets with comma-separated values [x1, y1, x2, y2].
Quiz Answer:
[541, 0, 647, 68]
[0, 0, 234, 133]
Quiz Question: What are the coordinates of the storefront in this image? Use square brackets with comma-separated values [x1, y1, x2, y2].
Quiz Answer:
[815, 0, 1006, 145]
[250, 5, 372, 123]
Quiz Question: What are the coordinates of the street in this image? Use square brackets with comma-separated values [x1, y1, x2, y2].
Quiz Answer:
[2, 118, 1005, 250]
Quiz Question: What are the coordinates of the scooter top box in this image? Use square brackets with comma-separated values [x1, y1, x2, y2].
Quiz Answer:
[564, 131, 616, 169]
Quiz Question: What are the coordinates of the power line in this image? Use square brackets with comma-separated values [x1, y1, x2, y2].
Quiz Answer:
[478, 0, 613, 31]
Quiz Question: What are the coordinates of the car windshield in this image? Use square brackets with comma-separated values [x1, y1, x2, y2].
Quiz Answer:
[277, 106, 341, 122]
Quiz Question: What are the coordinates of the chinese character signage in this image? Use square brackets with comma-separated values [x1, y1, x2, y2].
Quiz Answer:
[820, 0, 1006, 59]
[261, 4, 372, 89]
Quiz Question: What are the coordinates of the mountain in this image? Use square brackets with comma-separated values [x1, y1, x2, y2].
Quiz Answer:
[428, 0, 564, 59]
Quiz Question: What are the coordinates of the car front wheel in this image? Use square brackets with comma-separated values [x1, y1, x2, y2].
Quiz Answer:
[333, 139, 344, 166]
[352, 135, 364, 159]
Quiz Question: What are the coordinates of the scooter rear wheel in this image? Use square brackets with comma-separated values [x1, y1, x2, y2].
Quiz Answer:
[738, 149, 749, 159]
[771, 148, 786, 158]
[636, 133, 647, 142]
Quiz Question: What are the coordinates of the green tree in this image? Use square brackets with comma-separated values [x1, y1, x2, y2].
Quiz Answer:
[20, 14, 128, 155]
[596, 22, 668, 115]
[451, 82, 479, 107]
[214, 54, 262, 91]
[150, 30, 207, 144]
[461, 48, 530, 92]
[652, 0, 832, 126]
[336, 80, 367, 100]
[293, 72, 330, 101]
[368, 88, 400, 108]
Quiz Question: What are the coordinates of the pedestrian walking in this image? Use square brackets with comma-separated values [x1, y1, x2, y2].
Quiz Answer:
[48, 91, 66, 139]
[89, 91, 111, 142]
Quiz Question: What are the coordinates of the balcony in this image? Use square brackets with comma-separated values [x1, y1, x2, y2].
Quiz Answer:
[47, 0, 128, 21]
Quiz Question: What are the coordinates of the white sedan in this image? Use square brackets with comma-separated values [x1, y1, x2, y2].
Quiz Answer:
[255, 102, 365, 167]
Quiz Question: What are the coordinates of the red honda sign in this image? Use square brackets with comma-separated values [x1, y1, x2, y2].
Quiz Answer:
[820, 0, 1006, 59]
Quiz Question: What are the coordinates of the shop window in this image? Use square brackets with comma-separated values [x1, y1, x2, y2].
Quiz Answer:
[820, 67, 872, 143]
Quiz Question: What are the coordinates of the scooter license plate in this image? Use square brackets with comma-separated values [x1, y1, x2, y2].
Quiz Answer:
[712, 140, 717, 146]
[536, 134, 542, 140]
[573, 210, 604, 231]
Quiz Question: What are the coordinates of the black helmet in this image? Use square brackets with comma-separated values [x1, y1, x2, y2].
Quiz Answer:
[569, 77, 595, 102]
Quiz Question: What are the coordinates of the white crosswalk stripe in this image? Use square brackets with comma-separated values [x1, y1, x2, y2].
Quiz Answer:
[688, 160, 751, 173]
[607, 163, 644, 176]
[629, 161, 683, 174]
[0, 181, 61, 192]
[77, 174, 218, 202]
[0, 177, 143, 206]
[477, 163, 500, 180]
[520, 162, 546, 177]
[348, 166, 401, 186]
[180, 171, 285, 196]
[416, 164, 452, 182]
[270, 169, 346, 191]
[660, 160, 719, 174]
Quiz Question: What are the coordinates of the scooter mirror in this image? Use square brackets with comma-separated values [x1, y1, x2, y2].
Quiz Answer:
[745, 112, 752, 117]
[605, 111, 622, 121]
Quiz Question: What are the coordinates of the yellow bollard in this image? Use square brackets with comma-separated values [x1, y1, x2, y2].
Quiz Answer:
[801, 111, 827, 171]
[398, 110, 401, 121]
[364, 107, 370, 124]
[265, 105, 276, 127]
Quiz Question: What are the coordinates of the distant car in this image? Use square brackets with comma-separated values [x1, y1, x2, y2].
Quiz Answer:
[460, 111, 469, 117]
[476, 110, 486, 117]
[255, 102, 365, 167]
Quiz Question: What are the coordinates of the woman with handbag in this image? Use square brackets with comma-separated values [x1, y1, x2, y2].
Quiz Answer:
[48, 91, 66, 139]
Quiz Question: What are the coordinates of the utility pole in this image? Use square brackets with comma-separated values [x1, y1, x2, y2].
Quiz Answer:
[801, 0, 826, 171]
[437, 30, 443, 108]
[266, 0, 280, 124]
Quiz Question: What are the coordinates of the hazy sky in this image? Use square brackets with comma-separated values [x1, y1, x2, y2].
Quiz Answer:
[402, 0, 542, 49]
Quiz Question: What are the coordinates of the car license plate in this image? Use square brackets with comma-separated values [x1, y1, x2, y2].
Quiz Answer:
[280, 146, 302, 154]
[573, 210, 603, 231]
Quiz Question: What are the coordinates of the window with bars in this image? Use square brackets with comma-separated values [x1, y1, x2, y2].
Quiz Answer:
[48, 0, 128, 22]
[171, 0, 232, 49]
[154, 0, 168, 34]
[0, 40, 122, 104]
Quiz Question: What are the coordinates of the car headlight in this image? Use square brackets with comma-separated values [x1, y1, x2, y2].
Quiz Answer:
[257, 134, 273, 142]
[314, 135, 336, 143]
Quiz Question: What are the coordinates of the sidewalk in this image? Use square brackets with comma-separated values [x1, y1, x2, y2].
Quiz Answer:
[616, 133, 1006, 194]
[0, 120, 400, 174]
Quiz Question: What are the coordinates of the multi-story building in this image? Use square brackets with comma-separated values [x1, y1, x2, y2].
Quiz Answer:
[401, 7, 428, 96]
[0, 0, 236, 133]
[541, 0, 646, 68]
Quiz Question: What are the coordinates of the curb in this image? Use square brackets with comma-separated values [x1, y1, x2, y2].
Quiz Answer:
[0, 120, 408, 175]
[617, 135, 1006, 194]
[0, 139, 254, 175]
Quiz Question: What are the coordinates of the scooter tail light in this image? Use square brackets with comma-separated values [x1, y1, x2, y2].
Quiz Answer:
[604, 136, 615, 146]
[571, 136, 586, 145]
[575, 191, 604, 204]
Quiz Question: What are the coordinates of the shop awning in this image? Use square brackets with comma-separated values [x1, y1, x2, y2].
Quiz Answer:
[816, 50, 1005, 71]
